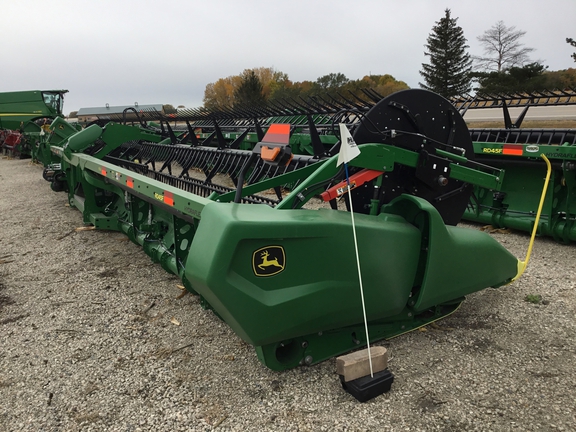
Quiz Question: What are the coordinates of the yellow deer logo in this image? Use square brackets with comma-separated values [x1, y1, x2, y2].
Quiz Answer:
[253, 246, 285, 276]
[258, 250, 283, 270]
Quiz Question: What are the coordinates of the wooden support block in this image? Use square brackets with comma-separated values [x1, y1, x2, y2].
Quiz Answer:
[336, 346, 388, 382]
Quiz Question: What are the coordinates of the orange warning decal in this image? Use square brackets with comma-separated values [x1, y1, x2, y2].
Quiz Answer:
[101, 167, 107, 176]
[127, 177, 134, 188]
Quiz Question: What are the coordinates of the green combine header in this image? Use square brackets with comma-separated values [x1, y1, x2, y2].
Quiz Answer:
[454, 89, 576, 243]
[38, 89, 545, 370]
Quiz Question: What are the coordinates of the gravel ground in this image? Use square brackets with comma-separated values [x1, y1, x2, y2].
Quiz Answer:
[1, 157, 575, 432]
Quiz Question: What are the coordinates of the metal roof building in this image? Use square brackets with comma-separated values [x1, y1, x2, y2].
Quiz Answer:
[77, 103, 164, 123]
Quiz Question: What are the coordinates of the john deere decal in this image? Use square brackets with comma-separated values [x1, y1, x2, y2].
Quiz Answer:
[253, 246, 285, 277]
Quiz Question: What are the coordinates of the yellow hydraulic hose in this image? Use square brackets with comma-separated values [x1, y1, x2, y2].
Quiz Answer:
[511, 154, 552, 282]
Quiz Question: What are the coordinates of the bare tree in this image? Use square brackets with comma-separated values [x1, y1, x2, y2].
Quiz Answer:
[474, 21, 535, 72]
[568, 38, 576, 62]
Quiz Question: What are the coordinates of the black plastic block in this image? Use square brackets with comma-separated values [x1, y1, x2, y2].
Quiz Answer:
[340, 369, 394, 402]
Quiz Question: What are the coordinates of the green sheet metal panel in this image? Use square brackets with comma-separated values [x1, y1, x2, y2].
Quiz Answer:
[185, 203, 422, 346]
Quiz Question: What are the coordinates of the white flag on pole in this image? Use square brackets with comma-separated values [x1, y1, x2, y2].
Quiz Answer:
[337, 123, 361, 166]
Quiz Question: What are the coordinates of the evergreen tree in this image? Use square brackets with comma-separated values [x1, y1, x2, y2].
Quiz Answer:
[419, 9, 472, 98]
[473, 62, 548, 94]
[233, 70, 265, 106]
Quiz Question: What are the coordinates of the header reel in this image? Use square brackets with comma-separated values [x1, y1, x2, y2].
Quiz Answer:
[350, 89, 475, 225]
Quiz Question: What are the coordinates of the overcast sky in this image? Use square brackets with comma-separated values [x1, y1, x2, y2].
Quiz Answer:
[2, 0, 575, 114]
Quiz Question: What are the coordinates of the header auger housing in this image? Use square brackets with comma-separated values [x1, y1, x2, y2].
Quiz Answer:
[43, 89, 525, 370]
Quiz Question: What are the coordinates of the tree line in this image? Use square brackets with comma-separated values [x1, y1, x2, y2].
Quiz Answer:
[203, 68, 409, 110]
[202, 11, 576, 109]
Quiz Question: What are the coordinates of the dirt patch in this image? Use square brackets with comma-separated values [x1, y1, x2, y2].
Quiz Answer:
[97, 267, 119, 278]
[0, 314, 28, 325]
[0, 280, 14, 313]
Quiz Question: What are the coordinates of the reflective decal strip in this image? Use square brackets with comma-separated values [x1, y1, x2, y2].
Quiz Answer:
[503, 144, 523, 156]
[321, 169, 384, 201]
[164, 191, 174, 206]
[262, 124, 290, 145]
